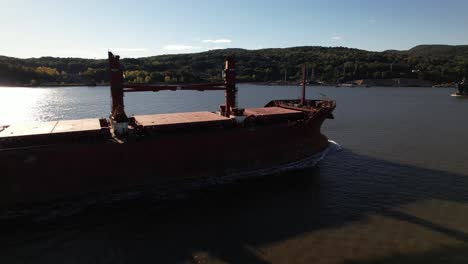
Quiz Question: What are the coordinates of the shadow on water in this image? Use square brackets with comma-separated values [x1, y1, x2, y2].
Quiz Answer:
[345, 245, 468, 264]
[1, 149, 468, 263]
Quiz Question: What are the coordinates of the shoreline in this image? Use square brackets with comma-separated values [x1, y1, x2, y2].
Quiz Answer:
[244, 82, 456, 88]
[0, 82, 456, 89]
[0, 83, 109, 88]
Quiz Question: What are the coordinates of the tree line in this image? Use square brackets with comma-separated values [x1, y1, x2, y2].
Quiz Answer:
[1, 45, 467, 86]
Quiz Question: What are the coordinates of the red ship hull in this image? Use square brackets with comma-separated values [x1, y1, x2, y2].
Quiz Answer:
[0, 101, 334, 209]
[0, 53, 336, 211]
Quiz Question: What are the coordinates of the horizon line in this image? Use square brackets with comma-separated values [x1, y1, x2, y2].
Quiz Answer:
[2, 43, 468, 60]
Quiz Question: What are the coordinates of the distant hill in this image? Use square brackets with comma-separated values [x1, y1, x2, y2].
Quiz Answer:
[1, 45, 467, 86]
[386, 45, 468, 58]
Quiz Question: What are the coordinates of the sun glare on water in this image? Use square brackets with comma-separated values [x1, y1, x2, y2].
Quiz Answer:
[0, 87, 50, 125]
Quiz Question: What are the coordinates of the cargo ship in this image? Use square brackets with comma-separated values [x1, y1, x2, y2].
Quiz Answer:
[0, 53, 336, 211]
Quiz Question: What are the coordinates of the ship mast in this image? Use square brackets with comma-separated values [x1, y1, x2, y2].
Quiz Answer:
[301, 64, 307, 105]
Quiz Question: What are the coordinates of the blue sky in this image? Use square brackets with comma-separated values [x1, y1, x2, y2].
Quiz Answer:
[1, 0, 467, 58]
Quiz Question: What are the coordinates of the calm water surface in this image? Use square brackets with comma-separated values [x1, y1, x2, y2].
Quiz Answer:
[1, 85, 468, 263]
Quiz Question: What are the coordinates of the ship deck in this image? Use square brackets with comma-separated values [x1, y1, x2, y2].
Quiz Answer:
[244, 107, 304, 122]
[244, 107, 302, 117]
[0, 119, 104, 140]
[0, 107, 305, 144]
[134, 111, 233, 130]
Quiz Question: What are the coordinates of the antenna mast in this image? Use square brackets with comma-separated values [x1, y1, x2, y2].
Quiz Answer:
[301, 64, 307, 104]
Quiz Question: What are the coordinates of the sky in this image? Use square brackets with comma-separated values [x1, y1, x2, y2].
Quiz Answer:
[1, 0, 468, 58]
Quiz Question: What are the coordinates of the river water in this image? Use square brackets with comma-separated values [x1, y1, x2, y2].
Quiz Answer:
[1, 85, 468, 263]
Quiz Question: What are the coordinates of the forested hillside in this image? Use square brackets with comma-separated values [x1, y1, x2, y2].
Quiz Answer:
[1, 45, 467, 86]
